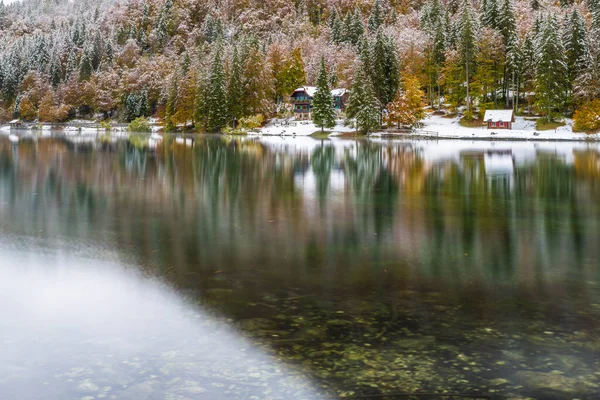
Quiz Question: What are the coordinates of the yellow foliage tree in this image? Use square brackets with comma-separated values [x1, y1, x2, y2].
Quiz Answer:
[573, 99, 600, 133]
[385, 75, 426, 128]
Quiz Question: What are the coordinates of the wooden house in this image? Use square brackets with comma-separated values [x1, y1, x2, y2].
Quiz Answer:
[290, 87, 349, 120]
[331, 88, 350, 112]
[483, 110, 515, 130]
[290, 86, 317, 121]
[9, 119, 22, 129]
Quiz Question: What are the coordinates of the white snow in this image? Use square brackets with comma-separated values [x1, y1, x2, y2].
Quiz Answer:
[292, 86, 318, 98]
[483, 109, 514, 122]
[408, 115, 600, 141]
[256, 119, 355, 136]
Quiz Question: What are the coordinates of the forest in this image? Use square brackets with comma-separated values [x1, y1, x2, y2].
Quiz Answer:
[0, 0, 599, 133]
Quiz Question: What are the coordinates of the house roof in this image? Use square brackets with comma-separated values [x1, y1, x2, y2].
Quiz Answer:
[331, 88, 347, 97]
[9, 119, 21, 124]
[292, 86, 318, 98]
[483, 110, 514, 122]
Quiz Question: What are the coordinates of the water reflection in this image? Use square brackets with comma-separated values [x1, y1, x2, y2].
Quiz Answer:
[0, 135, 600, 399]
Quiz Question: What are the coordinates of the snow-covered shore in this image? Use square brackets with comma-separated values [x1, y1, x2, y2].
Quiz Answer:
[254, 118, 355, 136]
[405, 115, 600, 141]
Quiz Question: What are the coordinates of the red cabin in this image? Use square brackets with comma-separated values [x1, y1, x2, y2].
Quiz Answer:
[483, 110, 515, 130]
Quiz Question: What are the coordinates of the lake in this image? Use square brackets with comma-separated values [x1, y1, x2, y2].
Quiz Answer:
[0, 134, 599, 399]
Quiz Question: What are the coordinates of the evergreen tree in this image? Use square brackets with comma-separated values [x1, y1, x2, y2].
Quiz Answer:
[329, 8, 343, 44]
[342, 12, 353, 43]
[535, 15, 569, 120]
[346, 68, 380, 134]
[156, 0, 173, 47]
[368, 0, 385, 32]
[65, 49, 77, 80]
[458, 0, 478, 113]
[79, 48, 93, 81]
[312, 57, 336, 131]
[497, 0, 516, 44]
[482, 0, 499, 28]
[227, 46, 244, 127]
[49, 51, 62, 87]
[565, 9, 588, 84]
[207, 42, 228, 132]
[348, 8, 365, 45]
[371, 31, 399, 112]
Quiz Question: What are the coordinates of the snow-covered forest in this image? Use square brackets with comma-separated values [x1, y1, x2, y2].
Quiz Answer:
[0, 0, 599, 132]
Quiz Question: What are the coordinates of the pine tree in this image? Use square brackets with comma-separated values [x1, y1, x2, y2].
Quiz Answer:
[342, 12, 353, 43]
[348, 8, 365, 45]
[368, 0, 385, 32]
[79, 48, 93, 81]
[329, 8, 343, 44]
[312, 57, 336, 131]
[227, 46, 244, 127]
[565, 9, 588, 85]
[371, 31, 399, 113]
[156, 0, 173, 47]
[482, 0, 499, 28]
[497, 0, 516, 44]
[346, 68, 380, 134]
[535, 15, 569, 120]
[49, 51, 62, 87]
[458, 0, 478, 113]
[207, 42, 228, 132]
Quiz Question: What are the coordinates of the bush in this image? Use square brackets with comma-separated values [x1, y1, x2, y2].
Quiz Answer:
[573, 100, 600, 133]
[238, 114, 264, 131]
[128, 117, 151, 132]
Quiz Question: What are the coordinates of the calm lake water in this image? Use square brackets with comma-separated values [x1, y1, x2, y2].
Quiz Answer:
[1, 134, 599, 400]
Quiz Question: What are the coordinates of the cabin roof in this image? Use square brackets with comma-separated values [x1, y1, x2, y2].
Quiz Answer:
[292, 86, 318, 98]
[9, 119, 21, 124]
[331, 88, 347, 97]
[483, 110, 514, 122]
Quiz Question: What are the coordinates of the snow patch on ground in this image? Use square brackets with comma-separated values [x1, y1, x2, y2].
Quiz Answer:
[255, 118, 355, 136]
[404, 115, 600, 141]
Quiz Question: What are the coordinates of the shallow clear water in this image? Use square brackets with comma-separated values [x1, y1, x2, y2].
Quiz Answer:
[1, 134, 599, 399]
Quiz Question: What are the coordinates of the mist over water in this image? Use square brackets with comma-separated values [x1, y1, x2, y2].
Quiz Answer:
[1, 135, 600, 399]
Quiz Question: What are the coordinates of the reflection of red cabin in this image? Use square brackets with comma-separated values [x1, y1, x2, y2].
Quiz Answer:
[483, 110, 515, 130]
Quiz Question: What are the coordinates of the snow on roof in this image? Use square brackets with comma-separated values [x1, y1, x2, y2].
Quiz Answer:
[293, 86, 318, 97]
[483, 110, 514, 122]
[331, 88, 347, 97]
[9, 119, 20, 124]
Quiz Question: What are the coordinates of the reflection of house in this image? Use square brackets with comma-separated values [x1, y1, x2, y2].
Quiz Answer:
[483, 110, 514, 129]
[291, 86, 317, 121]
[331, 88, 350, 112]
[290, 87, 349, 120]
[484, 152, 514, 176]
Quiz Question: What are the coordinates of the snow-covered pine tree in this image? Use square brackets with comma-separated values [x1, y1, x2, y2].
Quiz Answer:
[574, 4, 600, 102]
[371, 30, 399, 113]
[79, 47, 93, 81]
[227, 46, 244, 127]
[346, 68, 380, 134]
[349, 8, 365, 45]
[497, 0, 516, 44]
[482, 0, 499, 28]
[565, 9, 588, 85]
[312, 57, 336, 131]
[368, 0, 385, 33]
[207, 41, 228, 132]
[458, 0, 478, 114]
[342, 12, 353, 44]
[535, 15, 569, 120]
[329, 8, 343, 44]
